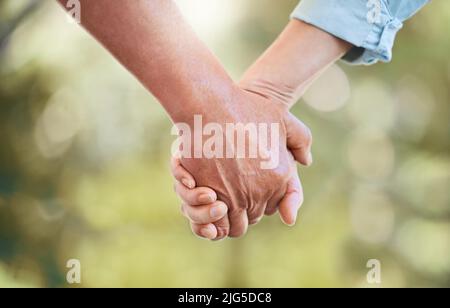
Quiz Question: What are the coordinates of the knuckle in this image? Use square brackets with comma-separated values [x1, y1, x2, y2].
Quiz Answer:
[228, 220, 248, 238]
[228, 228, 246, 238]
[267, 167, 290, 188]
[265, 207, 277, 216]
[249, 216, 262, 225]
[246, 205, 264, 222]
[214, 226, 229, 240]
[192, 226, 207, 239]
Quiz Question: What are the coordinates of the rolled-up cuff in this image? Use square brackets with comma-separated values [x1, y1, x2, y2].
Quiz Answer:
[291, 0, 403, 65]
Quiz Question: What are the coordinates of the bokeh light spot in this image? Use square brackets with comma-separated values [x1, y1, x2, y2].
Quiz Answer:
[303, 64, 351, 112]
[350, 185, 396, 244]
[347, 130, 396, 181]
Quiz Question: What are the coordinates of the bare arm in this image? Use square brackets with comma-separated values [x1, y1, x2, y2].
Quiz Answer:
[58, 0, 235, 123]
[240, 19, 352, 108]
[58, 1, 348, 240]
[57, 0, 314, 239]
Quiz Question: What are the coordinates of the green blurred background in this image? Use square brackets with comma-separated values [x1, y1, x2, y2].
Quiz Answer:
[0, 0, 449, 288]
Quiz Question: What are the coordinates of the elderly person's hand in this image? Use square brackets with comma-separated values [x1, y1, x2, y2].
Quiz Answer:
[171, 83, 313, 240]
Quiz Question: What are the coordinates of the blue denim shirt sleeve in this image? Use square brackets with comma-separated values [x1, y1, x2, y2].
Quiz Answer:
[291, 0, 429, 65]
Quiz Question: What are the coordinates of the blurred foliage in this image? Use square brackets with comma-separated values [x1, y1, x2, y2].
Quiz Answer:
[0, 0, 449, 287]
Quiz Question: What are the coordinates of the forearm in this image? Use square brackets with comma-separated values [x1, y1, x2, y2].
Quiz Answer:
[58, 0, 235, 123]
[240, 19, 352, 108]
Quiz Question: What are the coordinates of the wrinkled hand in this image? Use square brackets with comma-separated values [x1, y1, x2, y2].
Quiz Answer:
[172, 85, 313, 240]
[171, 155, 304, 240]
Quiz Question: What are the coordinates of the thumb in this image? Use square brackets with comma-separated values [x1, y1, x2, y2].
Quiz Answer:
[284, 112, 313, 166]
[279, 170, 304, 226]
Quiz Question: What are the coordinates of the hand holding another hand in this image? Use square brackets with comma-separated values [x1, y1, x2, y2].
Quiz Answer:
[61, 0, 348, 241]
[168, 18, 351, 241]
[171, 85, 313, 240]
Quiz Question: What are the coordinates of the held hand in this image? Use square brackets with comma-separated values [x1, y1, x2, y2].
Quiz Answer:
[171, 156, 304, 240]
[173, 85, 312, 240]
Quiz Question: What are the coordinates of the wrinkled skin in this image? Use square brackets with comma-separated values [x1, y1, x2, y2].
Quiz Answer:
[57, 1, 344, 241]
[174, 19, 351, 240]
[179, 86, 312, 239]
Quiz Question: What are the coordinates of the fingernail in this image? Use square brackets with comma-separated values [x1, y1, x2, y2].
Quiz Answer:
[200, 227, 215, 240]
[287, 217, 297, 227]
[210, 203, 227, 219]
[182, 178, 194, 189]
[198, 193, 214, 204]
[288, 206, 300, 226]
[284, 217, 296, 227]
